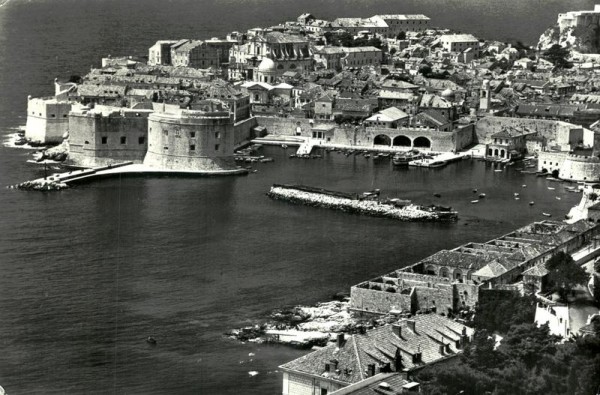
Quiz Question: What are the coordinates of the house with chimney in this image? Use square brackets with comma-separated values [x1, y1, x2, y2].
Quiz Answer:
[279, 314, 473, 395]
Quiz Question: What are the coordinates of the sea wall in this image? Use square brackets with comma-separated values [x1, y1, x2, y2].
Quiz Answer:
[538, 151, 600, 182]
[25, 97, 72, 144]
[255, 116, 314, 137]
[233, 116, 258, 147]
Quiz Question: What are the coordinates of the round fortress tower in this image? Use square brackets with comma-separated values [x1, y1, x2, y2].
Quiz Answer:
[143, 101, 237, 172]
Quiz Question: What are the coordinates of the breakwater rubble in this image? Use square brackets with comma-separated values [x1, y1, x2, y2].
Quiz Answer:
[9, 178, 69, 191]
[267, 184, 458, 221]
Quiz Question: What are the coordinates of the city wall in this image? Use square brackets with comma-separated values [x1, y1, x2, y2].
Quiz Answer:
[25, 97, 72, 144]
[476, 116, 592, 147]
[67, 107, 150, 168]
[350, 284, 412, 314]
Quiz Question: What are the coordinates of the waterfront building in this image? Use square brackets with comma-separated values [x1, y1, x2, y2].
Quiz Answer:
[280, 315, 472, 395]
[171, 39, 235, 69]
[364, 107, 409, 128]
[372, 14, 431, 37]
[350, 220, 599, 317]
[484, 126, 530, 160]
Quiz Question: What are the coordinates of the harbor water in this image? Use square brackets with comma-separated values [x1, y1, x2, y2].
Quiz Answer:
[0, 0, 589, 393]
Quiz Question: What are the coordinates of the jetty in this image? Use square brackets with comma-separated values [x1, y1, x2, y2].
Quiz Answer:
[9, 162, 248, 191]
[267, 184, 458, 221]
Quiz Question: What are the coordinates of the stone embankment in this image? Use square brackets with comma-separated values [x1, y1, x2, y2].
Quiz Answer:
[267, 185, 457, 221]
[226, 300, 401, 348]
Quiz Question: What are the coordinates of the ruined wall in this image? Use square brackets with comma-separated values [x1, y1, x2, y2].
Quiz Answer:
[412, 285, 453, 314]
[476, 116, 592, 147]
[452, 282, 480, 310]
[68, 108, 149, 168]
[25, 98, 72, 144]
[350, 285, 412, 314]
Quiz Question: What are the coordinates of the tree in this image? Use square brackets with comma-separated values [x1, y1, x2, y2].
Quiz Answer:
[396, 31, 406, 40]
[543, 44, 572, 69]
[545, 251, 589, 301]
[389, 47, 397, 56]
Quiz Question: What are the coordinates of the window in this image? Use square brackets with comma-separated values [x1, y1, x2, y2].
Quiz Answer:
[190, 144, 196, 151]
[51, 114, 56, 118]
[120, 136, 127, 144]
[138, 136, 145, 144]
[164, 146, 168, 150]
[101, 136, 107, 144]
[163, 130, 168, 136]
[215, 144, 220, 151]
[63, 114, 67, 118]
[84, 140, 89, 144]
[190, 132, 196, 138]
[215, 132, 220, 139]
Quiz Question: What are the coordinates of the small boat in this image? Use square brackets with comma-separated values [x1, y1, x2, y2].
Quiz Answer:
[494, 169, 503, 172]
[433, 193, 441, 198]
[542, 212, 552, 217]
[556, 197, 561, 200]
[515, 197, 520, 200]
[478, 193, 486, 198]
[471, 200, 479, 204]
[146, 337, 157, 345]
[529, 201, 535, 205]
[547, 187, 555, 190]
[472, 189, 478, 193]
[281, 144, 288, 149]
[514, 193, 519, 197]
[364, 154, 371, 158]
[522, 184, 527, 188]
[289, 154, 296, 158]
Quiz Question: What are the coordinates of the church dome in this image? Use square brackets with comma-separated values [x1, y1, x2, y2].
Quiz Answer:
[258, 57, 276, 72]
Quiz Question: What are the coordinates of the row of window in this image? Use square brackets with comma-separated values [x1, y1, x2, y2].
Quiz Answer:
[31, 112, 68, 118]
[99, 136, 145, 145]
[162, 144, 220, 151]
[161, 130, 221, 139]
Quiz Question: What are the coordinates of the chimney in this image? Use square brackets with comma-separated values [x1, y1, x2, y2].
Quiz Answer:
[406, 319, 416, 333]
[392, 323, 402, 338]
[367, 363, 376, 377]
[445, 343, 451, 353]
[337, 333, 345, 348]
[439, 343, 445, 355]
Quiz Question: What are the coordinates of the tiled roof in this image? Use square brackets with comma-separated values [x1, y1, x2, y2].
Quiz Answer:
[523, 264, 549, 277]
[280, 315, 473, 385]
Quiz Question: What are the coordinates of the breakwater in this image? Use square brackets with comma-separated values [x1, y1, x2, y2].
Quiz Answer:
[267, 184, 458, 221]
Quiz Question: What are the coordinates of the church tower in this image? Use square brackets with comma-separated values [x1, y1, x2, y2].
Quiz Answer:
[480, 79, 491, 112]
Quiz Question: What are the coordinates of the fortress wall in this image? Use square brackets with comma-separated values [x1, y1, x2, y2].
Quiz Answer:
[25, 98, 72, 144]
[233, 116, 258, 146]
[476, 116, 592, 147]
[144, 111, 236, 171]
[560, 155, 600, 182]
[67, 109, 149, 167]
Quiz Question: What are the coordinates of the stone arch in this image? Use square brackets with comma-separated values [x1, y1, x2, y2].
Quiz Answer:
[413, 136, 431, 148]
[439, 267, 450, 278]
[454, 269, 463, 281]
[393, 135, 412, 147]
[290, 64, 297, 69]
[374, 134, 392, 146]
[494, 148, 499, 156]
[500, 149, 505, 158]
[425, 265, 436, 275]
[488, 148, 493, 156]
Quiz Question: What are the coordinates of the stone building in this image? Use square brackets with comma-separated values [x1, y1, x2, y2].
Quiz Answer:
[439, 34, 480, 56]
[148, 40, 179, 66]
[25, 97, 73, 144]
[485, 127, 530, 160]
[350, 220, 600, 316]
[340, 46, 383, 68]
[280, 315, 473, 395]
[171, 39, 235, 69]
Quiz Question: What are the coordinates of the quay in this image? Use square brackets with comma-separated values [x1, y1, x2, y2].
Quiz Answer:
[10, 162, 248, 190]
[267, 184, 458, 221]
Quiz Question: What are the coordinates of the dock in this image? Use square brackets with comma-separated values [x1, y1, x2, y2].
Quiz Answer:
[10, 162, 248, 191]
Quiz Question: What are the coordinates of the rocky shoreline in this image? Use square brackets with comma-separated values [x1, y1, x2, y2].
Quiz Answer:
[267, 185, 458, 221]
[225, 299, 405, 349]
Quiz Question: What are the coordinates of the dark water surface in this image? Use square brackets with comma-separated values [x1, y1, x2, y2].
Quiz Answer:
[0, 0, 589, 393]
